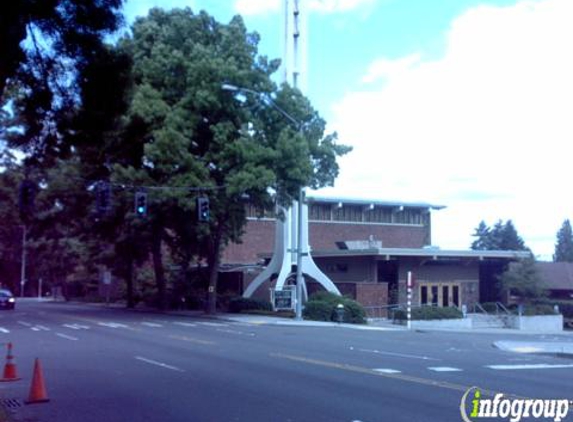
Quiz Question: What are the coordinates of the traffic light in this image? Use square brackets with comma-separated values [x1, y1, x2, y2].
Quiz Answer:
[197, 197, 209, 222]
[95, 181, 112, 215]
[18, 180, 36, 219]
[135, 190, 147, 217]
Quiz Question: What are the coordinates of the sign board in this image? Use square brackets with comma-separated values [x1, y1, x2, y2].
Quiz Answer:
[272, 287, 295, 311]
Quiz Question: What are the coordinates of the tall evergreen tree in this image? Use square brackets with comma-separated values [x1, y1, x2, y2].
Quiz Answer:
[471, 220, 491, 250]
[553, 219, 573, 262]
[470, 219, 528, 251]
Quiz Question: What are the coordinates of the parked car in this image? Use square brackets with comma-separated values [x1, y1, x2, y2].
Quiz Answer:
[0, 289, 15, 310]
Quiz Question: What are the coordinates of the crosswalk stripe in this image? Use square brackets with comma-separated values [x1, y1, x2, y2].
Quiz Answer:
[486, 363, 573, 370]
[373, 368, 401, 374]
[197, 322, 227, 327]
[428, 367, 463, 372]
[0, 327, 9, 333]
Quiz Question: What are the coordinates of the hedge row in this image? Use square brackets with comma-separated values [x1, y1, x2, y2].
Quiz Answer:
[393, 306, 463, 321]
[228, 297, 273, 313]
[302, 291, 366, 324]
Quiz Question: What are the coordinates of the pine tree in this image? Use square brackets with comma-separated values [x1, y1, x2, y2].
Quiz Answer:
[471, 220, 491, 250]
[470, 219, 527, 251]
[553, 219, 573, 262]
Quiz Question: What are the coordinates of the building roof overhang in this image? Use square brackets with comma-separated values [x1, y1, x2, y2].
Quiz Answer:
[306, 195, 446, 211]
[308, 247, 531, 261]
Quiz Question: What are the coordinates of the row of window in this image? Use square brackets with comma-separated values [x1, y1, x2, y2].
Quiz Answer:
[245, 203, 429, 226]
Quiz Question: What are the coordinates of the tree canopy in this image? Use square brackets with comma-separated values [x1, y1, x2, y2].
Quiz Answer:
[0, 7, 351, 312]
[553, 219, 573, 262]
[471, 219, 528, 251]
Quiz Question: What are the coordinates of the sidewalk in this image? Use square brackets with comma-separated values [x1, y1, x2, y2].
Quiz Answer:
[217, 313, 405, 331]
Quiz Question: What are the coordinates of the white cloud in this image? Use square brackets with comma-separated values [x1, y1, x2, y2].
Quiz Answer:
[361, 54, 422, 84]
[319, 0, 573, 259]
[234, 0, 374, 16]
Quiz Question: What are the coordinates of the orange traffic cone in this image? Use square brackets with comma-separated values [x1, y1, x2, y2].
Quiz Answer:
[0, 342, 21, 382]
[25, 358, 49, 404]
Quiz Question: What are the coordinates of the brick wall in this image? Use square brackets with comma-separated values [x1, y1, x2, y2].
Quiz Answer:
[222, 219, 428, 264]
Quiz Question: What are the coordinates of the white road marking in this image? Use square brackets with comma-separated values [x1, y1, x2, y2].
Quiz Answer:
[428, 367, 463, 372]
[56, 333, 79, 341]
[36, 325, 50, 331]
[141, 322, 163, 328]
[97, 322, 129, 329]
[63, 324, 82, 330]
[216, 328, 256, 337]
[31, 327, 41, 332]
[197, 322, 227, 327]
[373, 368, 402, 374]
[17, 321, 32, 327]
[135, 356, 185, 372]
[0, 327, 9, 334]
[173, 322, 197, 327]
[486, 363, 573, 371]
[355, 348, 440, 361]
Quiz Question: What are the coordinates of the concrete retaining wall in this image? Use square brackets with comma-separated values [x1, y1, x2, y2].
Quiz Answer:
[409, 318, 472, 330]
[508, 315, 563, 332]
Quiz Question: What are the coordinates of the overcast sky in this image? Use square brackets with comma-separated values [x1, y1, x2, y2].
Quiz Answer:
[123, 0, 573, 260]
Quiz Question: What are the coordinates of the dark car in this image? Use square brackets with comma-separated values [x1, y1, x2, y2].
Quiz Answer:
[0, 289, 15, 310]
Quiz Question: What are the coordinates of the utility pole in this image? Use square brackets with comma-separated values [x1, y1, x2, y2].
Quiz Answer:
[20, 225, 26, 298]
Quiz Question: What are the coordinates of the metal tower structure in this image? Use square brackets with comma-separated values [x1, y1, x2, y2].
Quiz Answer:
[243, 0, 340, 306]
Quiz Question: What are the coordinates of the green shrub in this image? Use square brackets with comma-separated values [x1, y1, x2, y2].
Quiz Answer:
[303, 292, 366, 324]
[393, 306, 463, 321]
[228, 297, 273, 313]
[532, 300, 573, 318]
[302, 300, 333, 321]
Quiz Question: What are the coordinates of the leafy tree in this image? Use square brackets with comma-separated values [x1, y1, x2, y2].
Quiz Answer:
[470, 219, 527, 251]
[113, 8, 350, 313]
[0, 0, 124, 99]
[498, 257, 546, 303]
[553, 219, 573, 262]
[0, 0, 125, 167]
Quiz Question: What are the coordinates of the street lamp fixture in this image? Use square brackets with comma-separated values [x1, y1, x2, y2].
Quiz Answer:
[222, 83, 306, 320]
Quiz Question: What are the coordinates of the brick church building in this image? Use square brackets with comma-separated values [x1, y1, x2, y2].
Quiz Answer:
[220, 196, 527, 316]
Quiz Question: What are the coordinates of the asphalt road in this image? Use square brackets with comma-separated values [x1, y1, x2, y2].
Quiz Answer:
[0, 301, 572, 422]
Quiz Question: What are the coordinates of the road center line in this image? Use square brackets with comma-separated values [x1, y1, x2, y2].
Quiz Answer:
[271, 353, 497, 396]
[56, 333, 79, 341]
[353, 347, 440, 361]
[135, 356, 185, 372]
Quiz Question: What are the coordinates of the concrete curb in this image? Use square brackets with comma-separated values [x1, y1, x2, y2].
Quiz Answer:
[494, 340, 573, 356]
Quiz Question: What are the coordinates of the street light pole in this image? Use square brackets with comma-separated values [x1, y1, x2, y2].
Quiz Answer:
[20, 225, 27, 298]
[222, 83, 306, 320]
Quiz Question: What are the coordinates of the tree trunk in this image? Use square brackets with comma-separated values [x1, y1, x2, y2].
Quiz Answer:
[151, 223, 167, 310]
[206, 224, 223, 315]
[125, 255, 135, 309]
